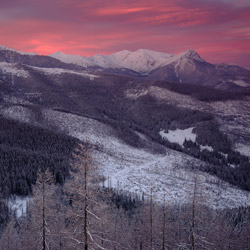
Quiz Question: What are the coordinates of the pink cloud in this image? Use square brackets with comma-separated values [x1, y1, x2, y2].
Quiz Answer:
[0, 0, 249, 67]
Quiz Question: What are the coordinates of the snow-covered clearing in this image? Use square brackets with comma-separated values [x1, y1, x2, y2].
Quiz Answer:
[160, 127, 196, 147]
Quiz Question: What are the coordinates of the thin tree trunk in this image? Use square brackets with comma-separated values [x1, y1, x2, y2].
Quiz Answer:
[42, 180, 46, 250]
[150, 189, 153, 250]
[162, 195, 166, 250]
[84, 154, 88, 250]
[191, 177, 197, 250]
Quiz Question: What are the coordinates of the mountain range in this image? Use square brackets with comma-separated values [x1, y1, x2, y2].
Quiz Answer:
[50, 48, 250, 91]
[0, 45, 250, 91]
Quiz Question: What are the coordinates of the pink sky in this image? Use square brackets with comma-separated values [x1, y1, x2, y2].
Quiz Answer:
[0, 0, 250, 68]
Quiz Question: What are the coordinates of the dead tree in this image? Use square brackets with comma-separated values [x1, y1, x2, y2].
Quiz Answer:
[64, 143, 108, 250]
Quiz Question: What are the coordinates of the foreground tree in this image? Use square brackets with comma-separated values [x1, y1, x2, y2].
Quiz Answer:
[64, 143, 109, 250]
[19, 169, 57, 250]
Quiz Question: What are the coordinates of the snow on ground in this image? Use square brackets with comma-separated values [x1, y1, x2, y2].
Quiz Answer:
[1, 105, 34, 123]
[41, 109, 250, 209]
[233, 79, 249, 87]
[159, 127, 196, 147]
[30, 66, 99, 80]
[200, 145, 214, 152]
[8, 196, 30, 218]
[235, 143, 250, 157]
[125, 88, 148, 99]
[0, 62, 30, 78]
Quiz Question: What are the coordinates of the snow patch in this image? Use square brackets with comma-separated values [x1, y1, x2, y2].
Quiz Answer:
[8, 196, 30, 218]
[200, 145, 214, 152]
[233, 80, 249, 87]
[235, 143, 250, 157]
[125, 89, 148, 99]
[160, 127, 196, 147]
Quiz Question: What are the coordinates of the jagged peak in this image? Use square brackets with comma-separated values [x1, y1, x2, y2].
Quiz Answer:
[180, 48, 204, 62]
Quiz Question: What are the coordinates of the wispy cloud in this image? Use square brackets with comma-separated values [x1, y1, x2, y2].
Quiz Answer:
[0, 0, 249, 67]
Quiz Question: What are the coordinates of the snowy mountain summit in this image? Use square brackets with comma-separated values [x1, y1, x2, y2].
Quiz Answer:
[49, 48, 204, 73]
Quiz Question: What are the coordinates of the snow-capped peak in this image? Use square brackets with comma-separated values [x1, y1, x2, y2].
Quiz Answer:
[88, 49, 174, 73]
[49, 51, 94, 67]
[0, 45, 36, 55]
[179, 48, 204, 62]
[49, 48, 205, 73]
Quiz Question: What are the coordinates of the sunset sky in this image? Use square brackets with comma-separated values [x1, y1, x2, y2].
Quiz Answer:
[1, 0, 250, 67]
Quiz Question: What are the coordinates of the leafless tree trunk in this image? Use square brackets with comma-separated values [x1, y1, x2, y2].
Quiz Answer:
[23, 169, 56, 250]
[191, 176, 197, 250]
[150, 189, 153, 250]
[84, 149, 89, 250]
[64, 143, 108, 250]
[162, 195, 166, 250]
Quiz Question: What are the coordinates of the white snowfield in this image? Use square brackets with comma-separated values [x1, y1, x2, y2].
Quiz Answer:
[1, 106, 250, 209]
[49, 48, 203, 73]
[159, 128, 214, 152]
[159, 127, 196, 146]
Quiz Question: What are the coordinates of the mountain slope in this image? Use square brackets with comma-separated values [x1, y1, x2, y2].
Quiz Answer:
[0, 46, 86, 70]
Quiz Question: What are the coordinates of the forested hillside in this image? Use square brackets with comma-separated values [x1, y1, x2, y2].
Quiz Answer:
[0, 115, 79, 197]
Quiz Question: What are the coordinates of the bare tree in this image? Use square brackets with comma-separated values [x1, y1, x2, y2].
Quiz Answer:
[20, 169, 56, 250]
[191, 176, 197, 250]
[64, 143, 108, 250]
